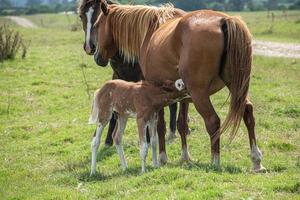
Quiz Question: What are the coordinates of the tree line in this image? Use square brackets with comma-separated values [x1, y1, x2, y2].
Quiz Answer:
[0, 0, 299, 16]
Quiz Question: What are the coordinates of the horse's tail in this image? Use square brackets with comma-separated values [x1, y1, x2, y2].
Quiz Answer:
[88, 89, 100, 124]
[219, 16, 252, 141]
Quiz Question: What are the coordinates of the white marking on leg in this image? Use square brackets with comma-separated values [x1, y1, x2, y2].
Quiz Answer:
[159, 152, 168, 165]
[91, 124, 103, 175]
[166, 130, 176, 143]
[85, 7, 94, 53]
[140, 142, 148, 173]
[251, 143, 266, 172]
[212, 153, 220, 167]
[114, 117, 128, 170]
[150, 122, 158, 167]
[116, 144, 127, 170]
[181, 146, 191, 162]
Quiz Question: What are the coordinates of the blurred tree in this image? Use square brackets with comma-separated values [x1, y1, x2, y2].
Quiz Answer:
[267, 0, 278, 10]
[175, 0, 207, 11]
[48, 0, 60, 5]
[0, 0, 11, 8]
[26, 0, 42, 7]
[227, 0, 245, 11]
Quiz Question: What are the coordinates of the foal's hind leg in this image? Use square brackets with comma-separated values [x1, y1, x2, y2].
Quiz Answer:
[91, 122, 107, 175]
[167, 103, 177, 142]
[149, 116, 159, 167]
[113, 116, 128, 170]
[137, 118, 149, 173]
[177, 101, 191, 162]
[243, 98, 266, 172]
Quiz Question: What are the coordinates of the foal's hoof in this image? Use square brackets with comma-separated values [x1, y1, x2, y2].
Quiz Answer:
[159, 152, 168, 165]
[253, 165, 267, 173]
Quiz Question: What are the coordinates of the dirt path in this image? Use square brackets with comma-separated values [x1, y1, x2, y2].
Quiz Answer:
[4, 16, 300, 59]
[253, 40, 300, 59]
[5, 16, 37, 28]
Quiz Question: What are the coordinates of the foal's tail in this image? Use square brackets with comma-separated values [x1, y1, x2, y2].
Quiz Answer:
[219, 16, 252, 141]
[88, 89, 100, 124]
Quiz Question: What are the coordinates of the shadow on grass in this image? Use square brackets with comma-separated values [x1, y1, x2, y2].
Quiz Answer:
[96, 146, 116, 162]
[166, 160, 243, 174]
[77, 166, 141, 182]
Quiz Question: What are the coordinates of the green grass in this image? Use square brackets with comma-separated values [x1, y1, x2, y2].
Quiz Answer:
[0, 12, 300, 199]
[230, 10, 300, 43]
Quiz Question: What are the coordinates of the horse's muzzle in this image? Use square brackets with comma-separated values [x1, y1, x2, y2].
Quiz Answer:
[94, 51, 109, 67]
[83, 42, 96, 55]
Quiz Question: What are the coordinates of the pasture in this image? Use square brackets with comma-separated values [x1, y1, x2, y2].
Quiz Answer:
[0, 10, 300, 199]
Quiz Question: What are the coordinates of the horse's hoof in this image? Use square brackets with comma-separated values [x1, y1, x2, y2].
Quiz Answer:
[166, 131, 176, 143]
[90, 172, 96, 177]
[180, 149, 191, 163]
[104, 143, 113, 147]
[253, 165, 267, 173]
[159, 152, 168, 165]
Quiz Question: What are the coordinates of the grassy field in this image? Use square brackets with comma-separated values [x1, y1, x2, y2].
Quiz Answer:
[0, 11, 300, 199]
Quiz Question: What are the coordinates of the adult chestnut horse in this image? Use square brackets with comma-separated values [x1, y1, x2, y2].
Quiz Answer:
[78, 0, 190, 163]
[94, 1, 266, 172]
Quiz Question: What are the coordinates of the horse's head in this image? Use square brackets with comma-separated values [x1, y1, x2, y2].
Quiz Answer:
[78, 0, 101, 55]
[93, 0, 118, 67]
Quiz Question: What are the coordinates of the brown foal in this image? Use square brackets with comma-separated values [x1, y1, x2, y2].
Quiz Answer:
[89, 79, 186, 174]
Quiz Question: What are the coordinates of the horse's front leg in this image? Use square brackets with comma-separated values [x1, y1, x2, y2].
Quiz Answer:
[177, 101, 191, 162]
[166, 103, 177, 142]
[243, 98, 266, 172]
[157, 109, 168, 165]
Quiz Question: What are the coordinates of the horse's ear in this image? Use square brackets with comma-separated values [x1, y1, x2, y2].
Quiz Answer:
[100, 0, 109, 15]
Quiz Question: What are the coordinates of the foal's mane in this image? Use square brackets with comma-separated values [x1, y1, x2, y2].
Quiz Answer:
[107, 4, 176, 62]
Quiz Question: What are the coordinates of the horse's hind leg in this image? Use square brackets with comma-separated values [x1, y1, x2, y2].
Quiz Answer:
[157, 109, 168, 165]
[243, 98, 266, 172]
[114, 116, 128, 170]
[104, 112, 117, 146]
[167, 103, 177, 141]
[177, 101, 191, 162]
[191, 89, 221, 167]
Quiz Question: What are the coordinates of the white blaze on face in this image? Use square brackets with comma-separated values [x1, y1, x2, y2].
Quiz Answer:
[85, 7, 94, 52]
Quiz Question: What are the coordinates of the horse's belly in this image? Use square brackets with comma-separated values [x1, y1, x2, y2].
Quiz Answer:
[141, 19, 182, 82]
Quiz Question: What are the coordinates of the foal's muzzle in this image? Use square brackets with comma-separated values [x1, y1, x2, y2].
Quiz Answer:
[94, 50, 109, 67]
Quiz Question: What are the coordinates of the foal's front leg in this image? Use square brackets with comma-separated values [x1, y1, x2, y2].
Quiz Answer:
[114, 116, 128, 170]
[91, 123, 105, 175]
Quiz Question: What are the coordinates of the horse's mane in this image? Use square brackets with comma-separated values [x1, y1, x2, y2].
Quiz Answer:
[108, 4, 176, 63]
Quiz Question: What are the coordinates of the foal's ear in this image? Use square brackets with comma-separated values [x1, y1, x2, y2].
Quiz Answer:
[100, 0, 109, 15]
